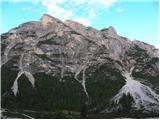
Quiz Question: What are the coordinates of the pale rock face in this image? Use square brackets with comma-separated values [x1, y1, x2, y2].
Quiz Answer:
[112, 67, 159, 112]
[34, 47, 44, 55]
[133, 40, 158, 58]
[101, 26, 118, 39]
[65, 19, 102, 41]
[40, 14, 62, 26]
[65, 19, 87, 32]
[40, 14, 72, 36]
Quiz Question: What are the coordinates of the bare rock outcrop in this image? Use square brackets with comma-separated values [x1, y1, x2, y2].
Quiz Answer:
[1, 14, 158, 118]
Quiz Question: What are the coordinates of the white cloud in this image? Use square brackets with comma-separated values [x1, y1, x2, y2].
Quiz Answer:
[73, 9, 96, 26]
[88, 9, 96, 20]
[42, 0, 73, 21]
[74, 17, 92, 26]
[2, 0, 117, 25]
[117, 0, 157, 2]
[1, 0, 41, 4]
[40, 0, 116, 25]
[71, 0, 87, 5]
[90, 0, 117, 7]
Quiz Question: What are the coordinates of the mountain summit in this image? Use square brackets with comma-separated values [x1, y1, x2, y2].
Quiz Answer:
[40, 13, 62, 26]
[1, 14, 159, 119]
[101, 26, 118, 38]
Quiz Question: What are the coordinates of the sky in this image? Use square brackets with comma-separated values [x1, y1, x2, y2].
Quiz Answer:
[1, 0, 159, 47]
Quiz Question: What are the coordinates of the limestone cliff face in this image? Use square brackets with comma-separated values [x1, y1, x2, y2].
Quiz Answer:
[1, 14, 159, 118]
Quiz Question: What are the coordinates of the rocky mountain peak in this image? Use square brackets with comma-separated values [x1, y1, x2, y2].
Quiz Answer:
[65, 19, 86, 28]
[64, 19, 87, 34]
[40, 13, 62, 26]
[64, 19, 102, 43]
[108, 26, 117, 32]
[101, 26, 118, 39]
[1, 14, 159, 119]
[133, 40, 159, 58]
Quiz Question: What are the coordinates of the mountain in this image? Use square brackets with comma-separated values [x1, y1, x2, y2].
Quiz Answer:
[1, 14, 159, 118]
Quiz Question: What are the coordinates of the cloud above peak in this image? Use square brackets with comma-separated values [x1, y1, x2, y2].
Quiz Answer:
[42, 0, 73, 21]
[90, 0, 117, 7]
[41, 0, 117, 26]
[1, 0, 41, 4]
[2, 0, 117, 26]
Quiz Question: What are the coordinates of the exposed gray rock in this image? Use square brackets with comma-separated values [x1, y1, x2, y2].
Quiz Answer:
[101, 26, 118, 39]
[1, 14, 159, 118]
